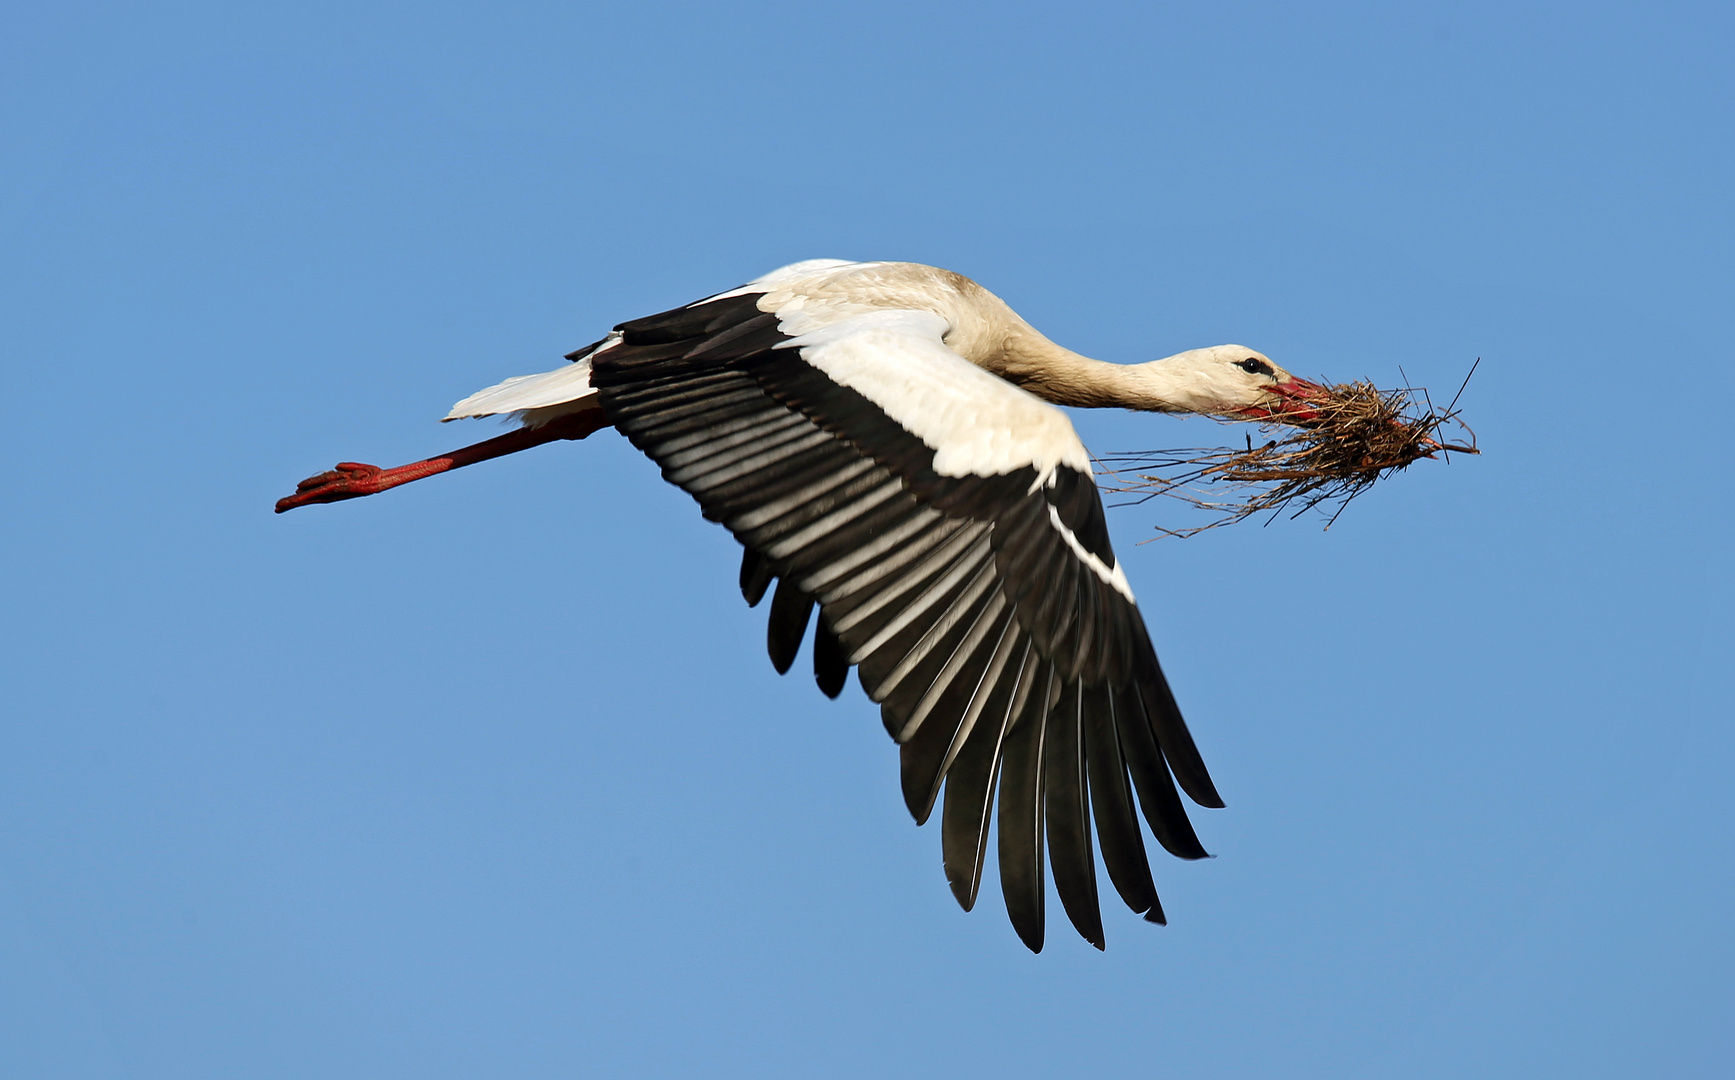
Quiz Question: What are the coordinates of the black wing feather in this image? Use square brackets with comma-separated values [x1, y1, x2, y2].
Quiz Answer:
[766, 578, 814, 675]
[1118, 680, 1212, 860]
[587, 288, 1223, 950]
[1082, 683, 1161, 915]
[739, 548, 773, 607]
[997, 661, 1054, 953]
[1045, 681, 1105, 950]
[897, 593, 1016, 823]
[940, 634, 1031, 911]
[812, 617, 849, 699]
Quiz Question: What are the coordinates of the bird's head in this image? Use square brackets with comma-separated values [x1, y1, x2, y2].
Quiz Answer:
[1134, 345, 1330, 424]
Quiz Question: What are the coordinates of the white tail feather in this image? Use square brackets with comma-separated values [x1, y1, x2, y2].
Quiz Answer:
[444, 358, 596, 421]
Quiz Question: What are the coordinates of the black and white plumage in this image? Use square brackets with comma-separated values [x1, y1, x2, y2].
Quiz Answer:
[282, 259, 1325, 951]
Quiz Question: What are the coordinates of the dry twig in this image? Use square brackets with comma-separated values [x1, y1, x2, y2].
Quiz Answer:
[1097, 365, 1480, 538]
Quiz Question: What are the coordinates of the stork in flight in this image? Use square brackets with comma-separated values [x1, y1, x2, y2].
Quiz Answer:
[277, 259, 1325, 952]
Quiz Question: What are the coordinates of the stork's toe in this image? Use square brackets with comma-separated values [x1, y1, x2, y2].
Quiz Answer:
[274, 463, 386, 512]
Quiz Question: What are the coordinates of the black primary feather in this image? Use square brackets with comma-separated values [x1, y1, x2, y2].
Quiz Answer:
[940, 637, 1033, 911]
[996, 665, 1052, 953]
[739, 548, 774, 607]
[1045, 681, 1105, 949]
[766, 578, 814, 675]
[896, 596, 1017, 824]
[1081, 684, 1161, 916]
[812, 618, 849, 699]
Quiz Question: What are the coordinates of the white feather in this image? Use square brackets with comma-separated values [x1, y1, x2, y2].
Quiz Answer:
[699, 258, 867, 304]
[778, 308, 1092, 480]
[444, 357, 597, 421]
[1046, 503, 1135, 601]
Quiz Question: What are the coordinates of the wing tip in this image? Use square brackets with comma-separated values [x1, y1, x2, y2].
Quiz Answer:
[946, 874, 979, 913]
[1194, 793, 1227, 810]
[1014, 922, 1045, 954]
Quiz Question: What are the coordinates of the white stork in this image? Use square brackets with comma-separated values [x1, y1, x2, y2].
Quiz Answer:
[277, 259, 1326, 951]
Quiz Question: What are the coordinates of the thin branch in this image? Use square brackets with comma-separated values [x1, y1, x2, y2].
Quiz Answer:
[1097, 373, 1481, 539]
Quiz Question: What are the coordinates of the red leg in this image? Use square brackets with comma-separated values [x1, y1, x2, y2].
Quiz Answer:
[275, 408, 610, 513]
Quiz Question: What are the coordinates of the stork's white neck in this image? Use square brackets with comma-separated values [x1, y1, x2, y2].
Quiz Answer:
[972, 326, 1230, 416]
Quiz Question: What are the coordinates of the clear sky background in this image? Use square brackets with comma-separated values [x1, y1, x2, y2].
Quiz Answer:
[3, 2, 1730, 1077]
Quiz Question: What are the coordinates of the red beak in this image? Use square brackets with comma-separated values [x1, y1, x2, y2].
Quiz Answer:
[1238, 377, 1331, 425]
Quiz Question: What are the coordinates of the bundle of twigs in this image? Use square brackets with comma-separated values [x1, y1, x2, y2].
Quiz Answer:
[1097, 365, 1479, 538]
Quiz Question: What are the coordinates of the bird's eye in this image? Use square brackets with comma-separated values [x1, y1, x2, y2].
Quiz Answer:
[1237, 358, 1274, 376]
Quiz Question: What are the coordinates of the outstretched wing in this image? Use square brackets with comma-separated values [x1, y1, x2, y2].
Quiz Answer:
[587, 281, 1223, 951]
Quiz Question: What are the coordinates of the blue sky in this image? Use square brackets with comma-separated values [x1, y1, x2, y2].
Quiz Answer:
[2, 2, 1730, 1077]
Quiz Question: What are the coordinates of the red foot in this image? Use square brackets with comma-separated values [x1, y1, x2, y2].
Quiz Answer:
[275, 462, 389, 513]
[274, 409, 611, 515]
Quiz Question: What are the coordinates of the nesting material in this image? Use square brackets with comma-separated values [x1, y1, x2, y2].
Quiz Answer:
[1097, 371, 1479, 538]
